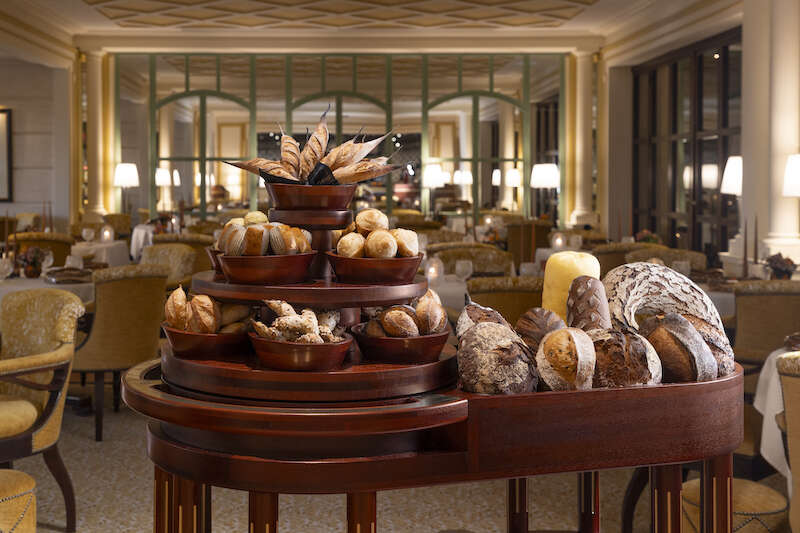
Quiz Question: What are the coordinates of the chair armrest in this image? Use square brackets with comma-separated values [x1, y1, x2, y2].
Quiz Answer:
[0, 344, 72, 377]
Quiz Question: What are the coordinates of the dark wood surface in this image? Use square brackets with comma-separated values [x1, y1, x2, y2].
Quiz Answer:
[191, 270, 429, 307]
[249, 331, 353, 372]
[351, 322, 451, 365]
[269, 208, 353, 229]
[266, 182, 356, 210]
[326, 251, 424, 284]
[219, 252, 316, 285]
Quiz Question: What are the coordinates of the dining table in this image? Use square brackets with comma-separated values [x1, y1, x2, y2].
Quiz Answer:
[71, 240, 130, 268]
[130, 224, 154, 262]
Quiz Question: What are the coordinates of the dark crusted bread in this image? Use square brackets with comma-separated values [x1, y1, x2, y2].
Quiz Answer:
[457, 322, 537, 394]
[515, 307, 566, 354]
[587, 328, 661, 388]
[639, 313, 718, 382]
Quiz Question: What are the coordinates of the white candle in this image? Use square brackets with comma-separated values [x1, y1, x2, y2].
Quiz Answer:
[542, 251, 601, 321]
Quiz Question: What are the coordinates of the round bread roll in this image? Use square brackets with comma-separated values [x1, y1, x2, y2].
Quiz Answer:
[390, 228, 419, 257]
[186, 295, 221, 334]
[331, 229, 343, 249]
[586, 328, 662, 388]
[165, 286, 189, 330]
[380, 309, 419, 337]
[456, 302, 511, 338]
[244, 211, 268, 226]
[242, 224, 270, 256]
[415, 293, 447, 334]
[458, 322, 537, 394]
[269, 225, 298, 255]
[355, 208, 388, 236]
[639, 313, 718, 382]
[535, 327, 595, 391]
[221, 223, 246, 256]
[365, 230, 398, 258]
[337, 232, 365, 258]
[225, 217, 245, 228]
[515, 307, 566, 354]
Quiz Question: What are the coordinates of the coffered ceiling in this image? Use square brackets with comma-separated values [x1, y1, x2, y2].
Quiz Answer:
[81, 0, 599, 30]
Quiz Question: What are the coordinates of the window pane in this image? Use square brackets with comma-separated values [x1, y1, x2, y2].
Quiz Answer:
[676, 58, 692, 134]
[636, 74, 650, 139]
[727, 44, 742, 128]
[674, 139, 691, 215]
[699, 137, 719, 216]
[701, 50, 720, 130]
[636, 143, 653, 210]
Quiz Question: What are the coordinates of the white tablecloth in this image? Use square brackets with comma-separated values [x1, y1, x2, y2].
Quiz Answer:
[71, 241, 130, 267]
[130, 224, 154, 262]
[754, 347, 791, 493]
[0, 277, 94, 305]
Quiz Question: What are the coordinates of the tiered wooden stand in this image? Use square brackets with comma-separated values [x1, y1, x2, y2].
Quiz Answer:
[123, 195, 743, 532]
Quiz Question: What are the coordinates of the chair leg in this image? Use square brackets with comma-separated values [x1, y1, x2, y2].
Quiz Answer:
[112, 371, 121, 412]
[43, 444, 76, 532]
[94, 371, 104, 441]
[621, 466, 649, 533]
[80, 371, 85, 387]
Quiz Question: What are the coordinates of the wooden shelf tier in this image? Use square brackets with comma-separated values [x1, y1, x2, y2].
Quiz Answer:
[268, 208, 352, 230]
[191, 270, 428, 307]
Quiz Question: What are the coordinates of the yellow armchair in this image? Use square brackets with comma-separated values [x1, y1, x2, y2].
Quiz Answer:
[140, 243, 196, 290]
[8, 232, 75, 267]
[0, 288, 84, 532]
[153, 233, 215, 273]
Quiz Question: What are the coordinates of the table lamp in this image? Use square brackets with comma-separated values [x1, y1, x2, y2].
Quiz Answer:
[531, 163, 560, 222]
[113, 163, 139, 214]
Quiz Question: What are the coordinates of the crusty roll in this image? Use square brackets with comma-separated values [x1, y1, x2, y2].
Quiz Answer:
[242, 224, 270, 256]
[639, 313, 718, 382]
[220, 303, 251, 327]
[455, 302, 510, 338]
[165, 286, 189, 330]
[355, 208, 389, 236]
[244, 211, 268, 226]
[458, 322, 537, 394]
[535, 327, 595, 391]
[515, 307, 566, 354]
[337, 232, 365, 258]
[587, 328, 661, 388]
[380, 308, 419, 337]
[365, 230, 398, 258]
[567, 275, 612, 331]
[415, 292, 447, 334]
[390, 228, 419, 257]
[186, 295, 221, 334]
[603, 262, 734, 376]
[269, 225, 298, 255]
[221, 223, 246, 256]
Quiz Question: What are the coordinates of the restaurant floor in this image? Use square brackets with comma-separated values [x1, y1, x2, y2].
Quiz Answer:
[15, 385, 786, 532]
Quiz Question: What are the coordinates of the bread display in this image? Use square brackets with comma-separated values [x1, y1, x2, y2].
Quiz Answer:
[535, 327, 596, 391]
[639, 313, 718, 382]
[587, 328, 661, 388]
[165, 285, 189, 330]
[515, 307, 566, 354]
[566, 276, 612, 331]
[330, 208, 420, 260]
[458, 321, 537, 394]
[215, 214, 312, 258]
[361, 289, 448, 338]
[164, 287, 252, 335]
[603, 262, 734, 376]
[456, 301, 511, 338]
[251, 300, 346, 344]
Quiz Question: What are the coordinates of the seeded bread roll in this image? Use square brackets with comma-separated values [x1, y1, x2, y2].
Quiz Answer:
[603, 262, 734, 376]
[457, 322, 537, 394]
[567, 276, 612, 331]
[639, 313, 718, 383]
[535, 327, 595, 391]
[515, 307, 566, 354]
[456, 302, 511, 338]
[587, 328, 661, 388]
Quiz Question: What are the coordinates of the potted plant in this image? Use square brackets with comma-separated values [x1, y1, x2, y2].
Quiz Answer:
[765, 253, 796, 280]
[18, 246, 47, 278]
[634, 229, 663, 244]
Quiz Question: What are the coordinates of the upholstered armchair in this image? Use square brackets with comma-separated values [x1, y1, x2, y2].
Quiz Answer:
[102, 213, 132, 238]
[8, 232, 75, 267]
[434, 247, 514, 276]
[153, 233, 214, 273]
[0, 469, 36, 532]
[69, 221, 103, 242]
[0, 289, 85, 532]
[186, 220, 223, 236]
[426, 242, 499, 256]
[467, 276, 544, 325]
[139, 243, 196, 291]
[625, 247, 708, 271]
[73, 264, 169, 441]
[14, 213, 41, 233]
[593, 242, 667, 276]
[418, 228, 466, 245]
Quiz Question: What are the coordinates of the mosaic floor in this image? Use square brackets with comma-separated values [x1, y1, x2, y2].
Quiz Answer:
[13, 385, 786, 532]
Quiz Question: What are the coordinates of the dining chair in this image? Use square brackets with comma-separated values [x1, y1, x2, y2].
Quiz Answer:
[0, 469, 37, 532]
[153, 233, 214, 273]
[418, 228, 466, 245]
[434, 247, 514, 277]
[0, 288, 85, 532]
[624, 247, 708, 272]
[8, 232, 75, 267]
[69, 221, 104, 242]
[777, 351, 800, 530]
[102, 213, 132, 239]
[593, 242, 667, 277]
[73, 264, 169, 441]
[466, 276, 544, 325]
[139, 243, 196, 291]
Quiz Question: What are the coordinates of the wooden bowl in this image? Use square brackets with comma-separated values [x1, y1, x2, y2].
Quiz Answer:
[205, 247, 223, 276]
[162, 323, 250, 359]
[220, 252, 316, 285]
[248, 332, 352, 372]
[351, 323, 450, 364]
[325, 252, 423, 284]
[266, 183, 356, 210]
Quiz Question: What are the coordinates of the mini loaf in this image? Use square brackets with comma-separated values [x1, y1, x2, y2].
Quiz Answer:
[456, 302, 511, 338]
[515, 307, 566, 354]
[165, 286, 189, 330]
[458, 321, 537, 394]
[639, 313, 718, 382]
[186, 295, 221, 334]
[242, 224, 271, 256]
[337, 232, 366, 258]
[380, 308, 420, 337]
[567, 276, 612, 331]
[390, 228, 419, 257]
[535, 327, 595, 391]
[587, 328, 661, 388]
[365, 230, 398, 258]
[415, 292, 447, 334]
[355, 208, 389, 235]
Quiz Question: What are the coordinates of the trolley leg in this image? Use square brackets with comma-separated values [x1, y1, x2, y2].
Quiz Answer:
[153, 466, 210, 533]
[249, 492, 278, 533]
[507, 478, 528, 533]
[578, 471, 600, 533]
[347, 492, 377, 533]
[702, 454, 733, 533]
[650, 464, 683, 533]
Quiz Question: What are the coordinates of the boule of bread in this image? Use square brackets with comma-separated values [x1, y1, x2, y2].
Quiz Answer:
[415, 294, 447, 335]
[364, 230, 398, 258]
[455, 302, 511, 338]
[221, 223, 246, 256]
[515, 307, 566, 354]
[535, 327, 595, 390]
[380, 309, 420, 337]
[364, 319, 387, 337]
[242, 224, 271, 256]
[219, 321, 247, 334]
[165, 286, 189, 330]
[603, 262, 734, 376]
[639, 313, 718, 382]
[244, 211, 268, 226]
[186, 295, 221, 334]
[337, 232, 365, 258]
[390, 228, 419, 257]
[586, 328, 661, 388]
[269, 225, 298, 255]
[355, 208, 388, 236]
[457, 321, 537, 394]
[263, 299, 295, 317]
[566, 276, 612, 331]
[296, 332, 324, 344]
[220, 303, 251, 327]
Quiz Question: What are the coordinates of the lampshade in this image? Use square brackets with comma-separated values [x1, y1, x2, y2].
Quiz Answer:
[530, 163, 560, 189]
[194, 172, 201, 186]
[155, 168, 171, 187]
[784, 154, 800, 197]
[460, 170, 473, 185]
[491, 168, 501, 186]
[720, 156, 742, 196]
[172, 169, 181, 186]
[440, 171, 451, 186]
[452, 170, 462, 184]
[422, 164, 442, 188]
[113, 163, 139, 188]
[505, 168, 522, 188]
[701, 164, 718, 190]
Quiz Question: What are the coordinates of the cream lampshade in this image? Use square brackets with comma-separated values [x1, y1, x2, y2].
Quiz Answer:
[155, 168, 171, 187]
[783, 154, 800, 197]
[491, 168, 501, 186]
[172, 169, 181, 187]
[460, 170, 473, 185]
[530, 163, 560, 189]
[505, 168, 522, 188]
[720, 156, 742, 196]
[701, 164, 719, 190]
[113, 163, 139, 188]
[422, 164, 443, 188]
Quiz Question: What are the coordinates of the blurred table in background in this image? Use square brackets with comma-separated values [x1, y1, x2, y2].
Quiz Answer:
[71, 241, 130, 267]
[130, 224, 154, 262]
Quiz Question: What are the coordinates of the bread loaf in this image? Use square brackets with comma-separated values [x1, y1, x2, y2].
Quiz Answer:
[242, 224, 271, 256]
[269, 225, 298, 255]
[221, 223, 246, 256]
[364, 230, 398, 258]
[639, 313, 718, 382]
[457, 322, 537, 394]
[337, 232, 365, 258]
[567, 276, 612, 331]
[390, 228, 419, 257]
[186, 295, 221, 334]
[587, 328, 661, 388]
[535, 327, 595, 391]
[515, 307, 565, 353]
[456, 302, 511, 338]
[165, 286, 189, 330]
[355, 208, 389, 235]
[415, 293, 447, 334]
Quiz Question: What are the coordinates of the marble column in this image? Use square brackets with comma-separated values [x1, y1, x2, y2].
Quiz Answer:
[569, 52, 598, 228]
[498, 100, 516, 210]
[85, 51, 106, 221]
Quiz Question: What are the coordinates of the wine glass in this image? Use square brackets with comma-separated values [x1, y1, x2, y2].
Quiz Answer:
[42, 250, 54, 272]
[455, 259, 474, 281]
[81, 228, 95, 242]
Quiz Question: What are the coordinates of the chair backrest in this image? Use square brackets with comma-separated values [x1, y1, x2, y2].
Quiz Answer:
[735, 281, 800, 362]
[625, 247, 707, 271]
[15, 213, 41, 232]
[434, 247, 514, 276]
[186, 220, 223, 236]
[777, 351, 800, 530]
[140, 243, 196, 285]
[9, 232, 75, 267]
[467, 276, 544, 325]
[507, 220, 553, 267]
[153, 233, 214, 273]
[70, 221, 104, 241]
[427, 242, 499, 256]
[593, 242, 667, 277]
[103, 213, 132, 237]
[74, 265, 169, 372]
[419, 228, 466, 245]
[137, 208, 150, 225]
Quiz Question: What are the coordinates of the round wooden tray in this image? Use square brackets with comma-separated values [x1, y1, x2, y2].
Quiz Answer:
[191, 270, 428, 307]
[160, 343, 458, 403]
[268, 208, 352, 230]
